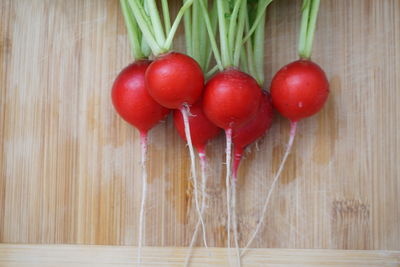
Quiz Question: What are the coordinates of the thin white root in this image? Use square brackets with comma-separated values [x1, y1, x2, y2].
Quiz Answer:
[181, 106, 208, 248]
[241, 122, 297, 257]
[137, 132, 148, 266]
[184, 153, 209, 267]
[232, 179, 241, 267]
[225, 128, 232, 263]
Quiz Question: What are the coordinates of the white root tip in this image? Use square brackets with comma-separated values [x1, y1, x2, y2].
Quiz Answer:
[184, 153, 209, 267]
[137, 133, 148, 266]
[181, 106, 208, 248]
[232, 179, 241, 267]
[241, 121, 297, 257]
[225, 128, 233, 264]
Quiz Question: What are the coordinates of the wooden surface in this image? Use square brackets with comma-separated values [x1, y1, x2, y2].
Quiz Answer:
[0, 0, 399, 252]
[0, 244, 399, 267]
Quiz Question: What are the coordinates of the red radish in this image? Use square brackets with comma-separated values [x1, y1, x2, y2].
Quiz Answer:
[111, 60, 170, 265]
[203, 68, 261, 264]
[242, 60, 329, 255]
[145, 52, 204, 109]
[270, 59, 329, 122]
[117, 0, 203, 264]
[145, 51, 207, 247]
[173, 99, 222, 252]
[203, 68, 261, 130]
[112, 60, 170, 135]
[232, 91, 274, 181]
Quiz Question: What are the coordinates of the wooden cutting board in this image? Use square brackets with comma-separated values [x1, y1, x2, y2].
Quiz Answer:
[0, 0, 399, 260]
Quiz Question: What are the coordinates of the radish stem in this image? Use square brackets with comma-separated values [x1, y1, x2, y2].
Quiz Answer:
[128, 0, 162, 55]
[217, 0, 231, 67]
[228, 0, 243, 58]
[241, 121, 297, 256]
[298, 0, 311, 58]
[184, 0, 192, 56]
[198, 0, 223, 71]
[137, 131, 149, 266]
[303, 0, 320, 59]
[161, 0, 171, 34]
[253, 0, 267, 86]
[191, 0, 202, 68]
[147, 0, 166, 46]
[180, 105, 208, 248]
[164, 0, 194, 51]
[205, 65, 219, 80]
[242, 0, 273, 44]
[233, 0, 247, 67]
[120, 0, 143, 60]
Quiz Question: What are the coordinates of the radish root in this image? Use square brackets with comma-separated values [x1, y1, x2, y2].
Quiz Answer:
[232, 179, 241, 267]
[181, 105, 208, 248]
[241, 121, 297, 256]
[225, 128, 233, 262]
[137, 132, 148, 266]
[184, 152, 209, 267]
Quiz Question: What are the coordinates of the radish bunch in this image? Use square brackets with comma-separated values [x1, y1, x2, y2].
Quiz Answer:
[111, 0, 329, 266]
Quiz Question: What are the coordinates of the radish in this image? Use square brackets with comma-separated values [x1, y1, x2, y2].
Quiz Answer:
[179, 2, 222, 264]
[112, 60, 170, 135]
[242, 0, 329, 255]
[112, 1, 171, 265]
[173, 99, 221, 264]
[197, 0, 273, 265]
[203, 68, 261, 266]
[271, 59, 329, 122]
[128, 0, 208, 250]
[111, 60, 170, 263]
[145, 52, 204, 109]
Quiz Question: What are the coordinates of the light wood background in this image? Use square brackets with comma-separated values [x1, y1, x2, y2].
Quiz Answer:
[1, 245, 399, 267]
[0, 0, 399, 253]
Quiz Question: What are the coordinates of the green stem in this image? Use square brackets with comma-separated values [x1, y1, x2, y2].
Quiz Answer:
[217, 0, 231, 67]
[233, 0, 246, 66]
[141, 37, 151, 57]
[205, 65, 219, 80]
[191, 0, 202, 67]
[120, 0, 143, 60]
[198, 0, 208, 71]
[164, 0, 194, 52]
[303, 0, 320, 59]
[253, 0, 267, 86]
[298, 0, 311, 58]
[128, 0, 162, 55]
[204, 0, 219, 71]
[147, 0, 166, 46]
[161, 0, 171, 34]
[240, 47, 249, 73]
[228, 0, 243, 58]
[242, 0, 273, 45]
[199, 0, 223, 71]
[244, 12, 257, 79]
[184, 0, 192, 56]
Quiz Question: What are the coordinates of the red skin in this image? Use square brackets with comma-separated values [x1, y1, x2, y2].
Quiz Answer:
[270, 59, 329, 122]
[173, 99, 222, 153]
[111, 60, 170, 134]
[145, 52, 204, 109]
[203, 68, 262, 130]
[232, 91, 274, 179]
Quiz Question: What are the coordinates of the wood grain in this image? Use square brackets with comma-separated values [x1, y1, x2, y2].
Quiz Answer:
[0, 0, 399, 251]
[0, 244, 399, 267]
